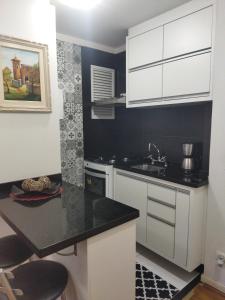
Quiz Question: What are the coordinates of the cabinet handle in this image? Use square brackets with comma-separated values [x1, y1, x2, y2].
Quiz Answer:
[128, 48, 211, 73]
[147, 213, 175, 227]
[116, 171, 175, 190]
[128, 92, 210, 106]
[85, 169, 106, 179]
[147, 196, 176, 209]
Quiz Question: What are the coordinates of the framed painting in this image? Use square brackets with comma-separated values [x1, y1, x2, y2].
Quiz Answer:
[0, 35, 51, 112]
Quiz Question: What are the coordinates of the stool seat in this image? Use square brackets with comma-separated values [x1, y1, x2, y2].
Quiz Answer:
[0, 235, 33, 269]
[0, 292, 8, 300]
[10, 260, 68, 300]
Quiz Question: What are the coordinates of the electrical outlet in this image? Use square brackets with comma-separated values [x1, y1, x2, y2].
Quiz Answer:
[216, 251, 225, 267]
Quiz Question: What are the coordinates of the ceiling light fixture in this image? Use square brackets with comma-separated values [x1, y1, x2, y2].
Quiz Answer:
[58, 0, 102, 10]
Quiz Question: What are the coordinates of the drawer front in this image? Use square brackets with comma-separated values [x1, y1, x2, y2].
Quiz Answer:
[147, 216, 175, 259]
[148, 200, 175, 225]
[148, 182, 176, 207]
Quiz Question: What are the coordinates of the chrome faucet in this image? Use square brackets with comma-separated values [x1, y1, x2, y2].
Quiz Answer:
[147, 143, 168, 167]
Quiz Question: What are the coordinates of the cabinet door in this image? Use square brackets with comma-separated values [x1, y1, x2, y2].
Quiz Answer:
[163, 52, 211, 98]
[114, 171, 147, 245]
[128, 65, 162, 102]
[164, 6, 213, 59]
[174, 192, 190, 267]
[128, 26, 163, 69]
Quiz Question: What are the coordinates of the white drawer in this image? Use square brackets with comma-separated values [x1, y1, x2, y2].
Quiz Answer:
[147, 216, 175, 259]
[148, 182, 176, 207]
[148, 200, 176, 225]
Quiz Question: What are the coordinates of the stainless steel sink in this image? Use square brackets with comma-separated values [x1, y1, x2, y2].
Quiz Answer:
[131, 163, 165, 173]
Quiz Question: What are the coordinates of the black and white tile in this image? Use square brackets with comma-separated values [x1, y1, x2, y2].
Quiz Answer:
[136, 263, 179, 300]
[57, 40, 84, 186]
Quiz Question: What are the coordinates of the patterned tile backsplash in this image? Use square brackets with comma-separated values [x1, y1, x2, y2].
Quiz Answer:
[57, 40, 84, 186]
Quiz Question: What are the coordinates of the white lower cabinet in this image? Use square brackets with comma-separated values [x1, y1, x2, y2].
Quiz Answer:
[114, 169, 207, 272]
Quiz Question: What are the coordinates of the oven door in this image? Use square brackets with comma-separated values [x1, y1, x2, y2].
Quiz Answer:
[85, 168, 107, 197]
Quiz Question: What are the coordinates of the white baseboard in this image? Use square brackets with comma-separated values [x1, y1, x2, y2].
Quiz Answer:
[201, 274, 225, 294]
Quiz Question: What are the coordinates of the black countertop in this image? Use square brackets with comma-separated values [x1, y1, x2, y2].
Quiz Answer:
[0, 182, 139, 258]
[115, 163, 208, 188]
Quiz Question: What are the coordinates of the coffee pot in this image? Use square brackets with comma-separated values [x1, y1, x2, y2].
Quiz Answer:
[181, 143, 194, 174]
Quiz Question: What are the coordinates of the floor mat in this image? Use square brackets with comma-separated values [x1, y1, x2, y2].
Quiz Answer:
[136, 263, 179, 300]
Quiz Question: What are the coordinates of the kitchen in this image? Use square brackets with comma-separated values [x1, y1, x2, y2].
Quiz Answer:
[0, 0, 225, 299]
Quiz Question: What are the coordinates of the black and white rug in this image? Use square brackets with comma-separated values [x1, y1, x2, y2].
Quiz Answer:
[136, 263, 179, 300]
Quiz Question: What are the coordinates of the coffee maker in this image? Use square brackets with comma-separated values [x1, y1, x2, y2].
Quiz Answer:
[181, 143, 195, 174]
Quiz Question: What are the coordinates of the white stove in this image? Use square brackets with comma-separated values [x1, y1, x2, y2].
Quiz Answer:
[84, 155, 136, 199]
[84, 160, 114, 199]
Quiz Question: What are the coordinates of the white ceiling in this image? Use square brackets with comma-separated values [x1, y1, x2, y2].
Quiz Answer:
[53, 0, 191, 50]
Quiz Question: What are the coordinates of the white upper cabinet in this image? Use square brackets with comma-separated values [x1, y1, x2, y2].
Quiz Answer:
[163, 6, 213, 59]
[126, 1, 214, 107]
[128, 65, 162, 102]
[163, 52, 211, 98]
[128, 26, 163, 69]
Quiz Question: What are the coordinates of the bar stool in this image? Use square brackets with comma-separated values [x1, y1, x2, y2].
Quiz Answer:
[0, 235, 33, 269]
[0, 260, 68, 300]
[0, 292, 8, 300]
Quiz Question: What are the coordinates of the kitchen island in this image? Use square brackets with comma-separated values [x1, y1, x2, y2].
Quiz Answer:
[0, 182, 139, 300]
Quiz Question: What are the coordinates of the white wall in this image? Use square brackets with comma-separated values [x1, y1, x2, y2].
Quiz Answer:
[203, 0, 225, 291]
[0, 0, 61, 183]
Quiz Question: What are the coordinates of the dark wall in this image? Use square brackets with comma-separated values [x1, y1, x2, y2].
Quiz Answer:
[82, 47, 117, 158]
[112, 103, 212, 171]
[82, 47, 212, 172]
[115, 52, 126, 96]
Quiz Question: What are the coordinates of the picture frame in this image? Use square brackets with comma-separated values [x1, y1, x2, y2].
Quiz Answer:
[0, 35, 51, 112]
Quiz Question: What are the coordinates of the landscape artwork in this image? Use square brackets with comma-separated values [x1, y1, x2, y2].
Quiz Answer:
[0, 35, 51, 112]
[2, 46, 41, 101]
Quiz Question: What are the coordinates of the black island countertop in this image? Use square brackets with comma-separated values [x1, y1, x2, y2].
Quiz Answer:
[0, 182, 139, 258]
[115, 162, 208, 188]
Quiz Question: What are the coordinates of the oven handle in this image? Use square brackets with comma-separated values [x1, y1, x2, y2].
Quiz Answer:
[85, 169, 107, 179]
